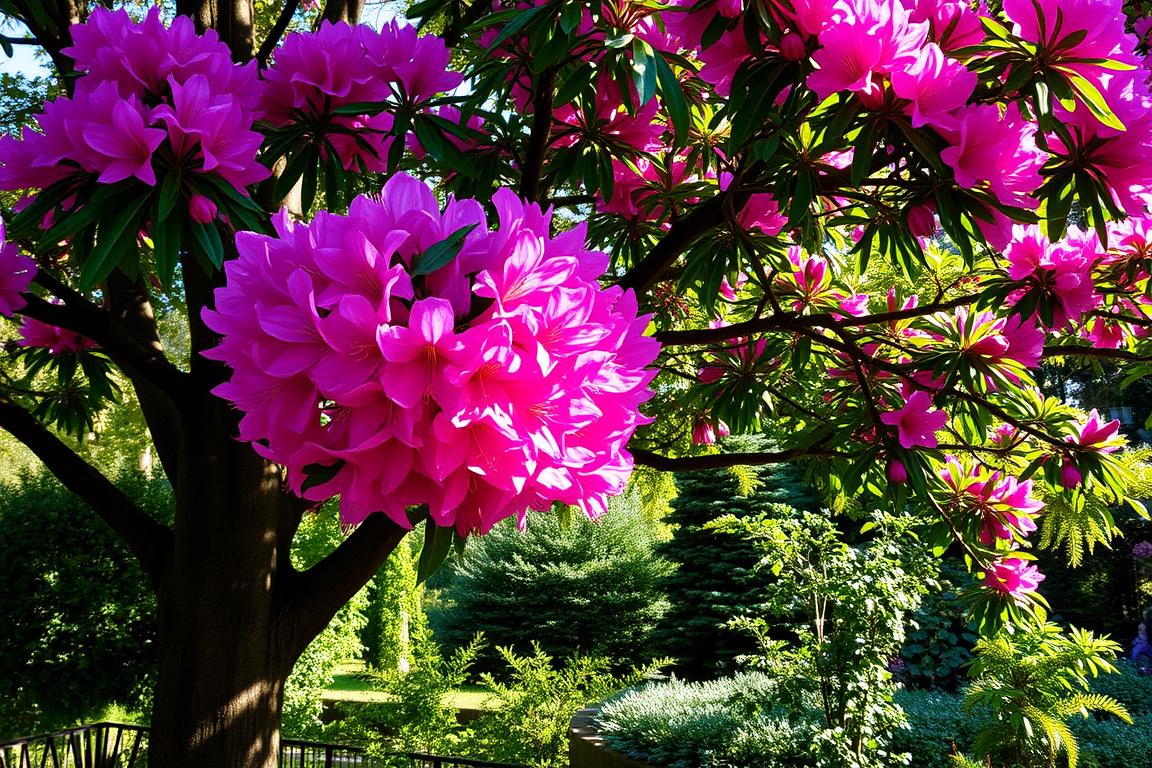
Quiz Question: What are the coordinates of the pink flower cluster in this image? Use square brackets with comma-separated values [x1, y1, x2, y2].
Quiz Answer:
[939, 457, 1044, 545]
[0, 223, 34, 317]
[881, 389, 947, 449]
[18, 316, 97, 356]
[204, 174, 658, 535]
[0, 7, 267, 195]
[1005, 226, 1101, 330]
[984, 556, 1045, 598]
[261, 20, 463, 172]
[1058, 409, 1125, 488]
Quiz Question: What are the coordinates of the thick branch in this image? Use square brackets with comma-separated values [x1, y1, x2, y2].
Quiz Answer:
[617, 192, 729, 294]
[104, 271, 185, 484]
[519, 67, 557, 203]
[285, 512, 408, 655]
[23, 276, 191, 401]
[321, 0, 365, 23]
[631, 446, 838, 471]
[0, 395, 171, 582]
[256, 0, 300, 68]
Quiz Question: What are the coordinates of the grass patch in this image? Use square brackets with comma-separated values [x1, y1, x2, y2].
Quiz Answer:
[323, 661, 495, 710]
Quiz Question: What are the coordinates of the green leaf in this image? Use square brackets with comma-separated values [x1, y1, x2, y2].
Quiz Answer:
[483, 4, 549, 54]
[150, 196, 181, 287]
[631, 39, 656, 107]
[190, 220, 224, 269]
[654, 53, 689, 146]
[417, 521, 455, 584]
[411, 223, 479, 276]
[157, 171, 181, 220]
[78, 194, 149, 291]
[275, 147, 315, 203]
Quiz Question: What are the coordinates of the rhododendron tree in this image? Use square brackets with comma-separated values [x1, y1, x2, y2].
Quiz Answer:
[0, 0, 1151, 765]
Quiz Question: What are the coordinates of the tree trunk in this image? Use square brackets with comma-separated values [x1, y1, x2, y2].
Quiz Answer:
[147, 395, 295, 768]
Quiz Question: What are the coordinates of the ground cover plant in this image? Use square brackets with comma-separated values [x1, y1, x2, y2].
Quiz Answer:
[0, 0, 1152, 765]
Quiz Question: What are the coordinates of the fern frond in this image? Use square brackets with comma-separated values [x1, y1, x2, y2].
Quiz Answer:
[1056, 692, 1133, 724]
[1038, 490, 1119, 567]
[1022, 703, 1078, 768]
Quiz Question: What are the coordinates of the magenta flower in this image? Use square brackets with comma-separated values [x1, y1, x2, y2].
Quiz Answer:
[204, 174, 659, 536]
[889, 43, 976, 129]
[940, 104, 1045, 208]
[0, 224, 35, 317]
[18, 315, 97, 355]
[984, 556, 1045, 599]
[808, 0, 928, 100]
[188, 193, 218, 224]
[1067, 409, 1124, 453]
[880, 390, 947, 448]
[1005, 225, 1099, 329]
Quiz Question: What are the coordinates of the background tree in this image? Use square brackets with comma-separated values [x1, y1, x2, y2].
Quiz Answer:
[653, 461, 818, 679]
[432, 499, 672, 674]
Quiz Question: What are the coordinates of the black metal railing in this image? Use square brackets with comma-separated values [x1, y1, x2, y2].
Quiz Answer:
[399, 755, 523, 768]
[0, 724, 524, 768]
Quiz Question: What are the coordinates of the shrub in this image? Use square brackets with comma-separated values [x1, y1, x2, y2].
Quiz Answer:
[595, 673, 809, 768]
[0, 470, 167, 738]
[891, 689, 985, 768]
[465, 644, 662, 768]
[1076, 713, 1152, 768]
[1087, 662, 1152, 717]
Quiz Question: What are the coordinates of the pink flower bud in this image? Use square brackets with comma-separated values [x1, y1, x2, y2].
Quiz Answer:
[779, 32, 807, 61]
[698, 366, 725, 384]
[888, 460, 908, 485]
[1060, 460, 1082, 489]
[906, 203, 937, 237]
[692, 417, 717, 446]
[716, 419, 730, 438]
[188, 193, 218, 225]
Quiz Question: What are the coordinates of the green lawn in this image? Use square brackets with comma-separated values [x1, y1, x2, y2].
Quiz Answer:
[323, 661, 495, 710]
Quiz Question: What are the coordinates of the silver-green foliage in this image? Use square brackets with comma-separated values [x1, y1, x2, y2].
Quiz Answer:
[596, 673, 809, 768]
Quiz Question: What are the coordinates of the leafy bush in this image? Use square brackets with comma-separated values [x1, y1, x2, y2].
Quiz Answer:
[891, 689, 985, 768]
[1087, 662, 1152, 716]
[1076, 713, 1152, 768]
[465, 644, 663, 768]
[962, 624, 1131, 768]
[901, 560, 977, 691]
[596, 673, 810, 768]
[432, 501, 671, 674]
[0, 470, 168, 738]
[653, 461, 819, 680]
[329, 636, 484, 760]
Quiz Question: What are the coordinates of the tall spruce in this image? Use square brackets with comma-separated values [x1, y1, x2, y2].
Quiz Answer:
[654, 462, 819, 679]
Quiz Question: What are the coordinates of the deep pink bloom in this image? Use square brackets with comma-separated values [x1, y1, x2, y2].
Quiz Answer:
[940, 104, 1045, 208]
[204, 174, 659, 536]
[692, 417, 717, 445]
[1067, 409, 1124, 453]
[18, 315, 97, 355]
[880, 390, 947, 448]
[890, 43, 976, 129]
[888, 460, 909, 484]
[808, 0, 928, 100]
[0, 223, 35, 317]
[1004, 225, 1099, 329]
[984, 556, 1045, 598]
[780, 32, 807, 61]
